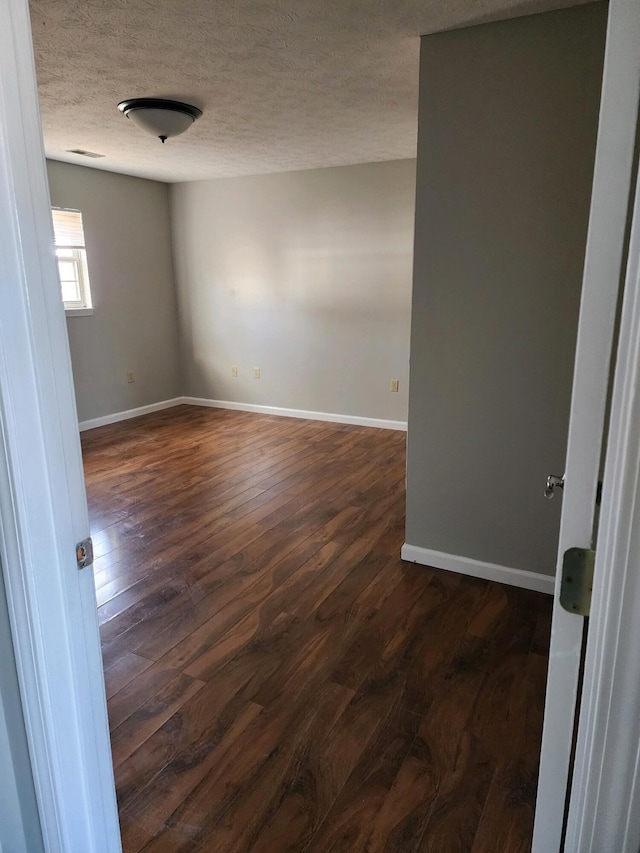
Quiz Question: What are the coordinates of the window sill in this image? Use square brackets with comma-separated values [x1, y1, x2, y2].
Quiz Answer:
[65, 308, 94, 318]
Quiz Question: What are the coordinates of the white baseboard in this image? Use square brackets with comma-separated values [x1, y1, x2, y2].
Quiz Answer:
[182, 396, 407, 431]
[79, 396, 407, 433]
[78, 398, 184, 432]
[401, 543, 555, 594]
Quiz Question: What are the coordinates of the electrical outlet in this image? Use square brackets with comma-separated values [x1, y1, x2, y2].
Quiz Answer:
[254, 367, 260, 379]
[231, 366, 238, 378]
[390, 379, 399, 392]
[127, 370, 135, 383]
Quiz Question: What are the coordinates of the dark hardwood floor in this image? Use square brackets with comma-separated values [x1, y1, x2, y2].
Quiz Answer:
[82, 405, 551, 852]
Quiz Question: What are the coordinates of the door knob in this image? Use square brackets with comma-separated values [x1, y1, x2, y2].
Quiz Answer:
[545, 474, 565, 499]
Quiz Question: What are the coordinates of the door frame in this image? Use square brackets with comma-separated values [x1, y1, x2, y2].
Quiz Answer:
[0, 0, 120, 850]
[2, 0, 640, 850]
[532, 1, 640, 849]
[564, 152, 640, 853]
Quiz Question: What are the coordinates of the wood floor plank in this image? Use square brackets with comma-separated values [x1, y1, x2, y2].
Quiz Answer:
[184, 680, 356, 853]
[109, 668, 206, 768]
[147, 534, 334, 668]
[121, 698, 263, 853]
[302, 696, 421, 852]
[116, 678, 263, 850]
[414, 732, 494, 852]
[103, 651, 154, 700]
[360, 728, 440, 852]
[81, 405, 553, 852]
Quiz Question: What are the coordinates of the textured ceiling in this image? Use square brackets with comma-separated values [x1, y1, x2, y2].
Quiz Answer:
[30, 0, 593, 183]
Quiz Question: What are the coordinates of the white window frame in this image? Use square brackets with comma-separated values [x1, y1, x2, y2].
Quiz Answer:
[51, 208, 94, 316]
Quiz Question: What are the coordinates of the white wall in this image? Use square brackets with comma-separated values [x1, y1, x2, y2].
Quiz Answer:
[406, 3, 607, 576]
[171, 160, 416, 422]
[46, 161, 182, 423]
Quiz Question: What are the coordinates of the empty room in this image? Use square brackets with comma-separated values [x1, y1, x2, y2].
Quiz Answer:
[5, 0, 640, 852]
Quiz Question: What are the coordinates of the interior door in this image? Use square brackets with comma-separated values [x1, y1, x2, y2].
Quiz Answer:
[0, 0, 120, 850]
[532, 2, 640, 850]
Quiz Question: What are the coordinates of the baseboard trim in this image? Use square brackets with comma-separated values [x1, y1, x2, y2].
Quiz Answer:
[401, 543, 555, 594]
[182, 396, 407, 431]
[78, 398, 184, 432]
[79, 396, 407, 433]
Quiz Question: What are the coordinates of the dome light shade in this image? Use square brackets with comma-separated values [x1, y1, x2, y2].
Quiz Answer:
[117, 98, 202, 143]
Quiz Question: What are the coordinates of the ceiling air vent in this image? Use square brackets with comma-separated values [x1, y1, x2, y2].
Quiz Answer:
[66, 149, 105, 159]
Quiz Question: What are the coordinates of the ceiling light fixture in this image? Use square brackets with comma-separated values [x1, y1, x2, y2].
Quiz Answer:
[117, 98, 202, 143]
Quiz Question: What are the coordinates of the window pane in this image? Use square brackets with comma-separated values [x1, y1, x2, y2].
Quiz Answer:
[61, 280, 81, 303]
[56, 248, 74, 258]
[57, 259, 81, 303]
[58, 261, 77, 281]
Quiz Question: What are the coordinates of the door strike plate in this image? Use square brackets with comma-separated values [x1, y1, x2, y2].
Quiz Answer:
[560, 547, 595, 616]
[76, 537, 94, 570]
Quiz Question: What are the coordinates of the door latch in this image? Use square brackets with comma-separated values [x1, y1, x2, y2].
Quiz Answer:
[560, 547, 595, 616]
[76, 537, 94, 570]
[544, 474, 565, 499]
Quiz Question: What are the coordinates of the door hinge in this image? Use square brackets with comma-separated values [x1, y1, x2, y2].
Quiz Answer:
[560, 547, 595, 616]
[76, 537, 94, 570]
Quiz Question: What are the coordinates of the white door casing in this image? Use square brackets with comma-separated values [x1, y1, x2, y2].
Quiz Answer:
[532, 1, 640, 850]
[564, 137, 640, 852]
[0, 0, 121, 850]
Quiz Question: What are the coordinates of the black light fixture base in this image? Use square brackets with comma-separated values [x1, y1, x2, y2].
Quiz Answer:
[117, 98, 202, 120]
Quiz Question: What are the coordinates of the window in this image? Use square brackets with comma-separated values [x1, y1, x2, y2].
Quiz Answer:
[51, 208, 93, 314]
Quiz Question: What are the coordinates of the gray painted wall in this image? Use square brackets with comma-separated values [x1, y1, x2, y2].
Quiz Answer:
[405, 4, 607, 575]
[0, 560, 44, 853]
[46, 161, 182, 423]
[170, 160, 415, 422]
